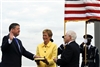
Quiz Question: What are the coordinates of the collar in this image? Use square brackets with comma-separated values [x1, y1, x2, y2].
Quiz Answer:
[87, 44, 92, 49]
[13, 36, 16, 38]
[42, 41, 51, 47]
[67, 40, 74, 45]
[63, 43, 68, 46]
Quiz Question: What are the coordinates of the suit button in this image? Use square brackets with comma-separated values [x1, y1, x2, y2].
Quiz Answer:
[44, 51, 46, 53]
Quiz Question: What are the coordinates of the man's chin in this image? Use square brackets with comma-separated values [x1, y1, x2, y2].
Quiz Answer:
[15, 34, 19, 37]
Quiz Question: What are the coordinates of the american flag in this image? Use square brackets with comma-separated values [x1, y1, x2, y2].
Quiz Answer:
[64, 0, 100, 22]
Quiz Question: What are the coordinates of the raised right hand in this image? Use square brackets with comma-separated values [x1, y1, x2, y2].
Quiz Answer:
[9, 30, 14, 40]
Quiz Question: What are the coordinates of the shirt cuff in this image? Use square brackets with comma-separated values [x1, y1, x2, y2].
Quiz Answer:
[8, 39, 12, 44]
[33, 55, 35, 58]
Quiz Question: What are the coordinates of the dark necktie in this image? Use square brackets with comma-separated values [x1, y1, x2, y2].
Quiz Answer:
[14, 38, 21, 52]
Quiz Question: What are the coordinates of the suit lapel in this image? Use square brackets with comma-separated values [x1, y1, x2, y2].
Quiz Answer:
[17, 40, 22, 54]
[13, 39, 21, 55]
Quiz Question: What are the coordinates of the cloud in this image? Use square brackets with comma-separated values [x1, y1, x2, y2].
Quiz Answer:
[0, 1, 94, 66]
[1, 1, 65, 66]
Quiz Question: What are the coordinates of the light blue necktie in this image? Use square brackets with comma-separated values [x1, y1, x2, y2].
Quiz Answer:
[14, 38, 21, 52]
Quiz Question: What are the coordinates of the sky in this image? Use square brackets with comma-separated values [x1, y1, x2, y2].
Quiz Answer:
[0, 0, 94, 66]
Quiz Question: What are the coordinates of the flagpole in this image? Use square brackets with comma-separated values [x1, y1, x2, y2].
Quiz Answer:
[64, 22, 66, 36]
[64, 21, 66, 49]
[64, 0, 66, 36]
[84, 21, 87, 66]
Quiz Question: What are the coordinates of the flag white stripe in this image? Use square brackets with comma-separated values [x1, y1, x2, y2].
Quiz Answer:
[65, 13, 100, 17]
[86, 13, 100, 16]
[84, 1, 100, 4]
[65, 7, 100, 11]
[85, 6, 100, 10]
[65, 1, 100, 4]
[65, 1, 84, 4]
[65, 14, 86, 17]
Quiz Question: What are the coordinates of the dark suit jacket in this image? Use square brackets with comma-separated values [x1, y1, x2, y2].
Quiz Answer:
[57, 41, 80, 67]
[1, 35, 34, 67]
[58, 44, 64, 55]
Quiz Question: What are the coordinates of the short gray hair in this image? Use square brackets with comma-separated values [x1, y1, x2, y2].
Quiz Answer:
[67, 30, 77, 41]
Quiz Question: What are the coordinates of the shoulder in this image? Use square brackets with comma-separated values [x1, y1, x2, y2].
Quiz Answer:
[51, 42, 57, 46]
[2, 35, 9, 40]
[49, 42, 57, 48]
[94, 47, 99, 51]
[91, 45, 98, 51]
[3, 35, 8, 37]
[68, 41, 79, 50]
[91, 45, 97, 49]
[69, 41, 79, 47]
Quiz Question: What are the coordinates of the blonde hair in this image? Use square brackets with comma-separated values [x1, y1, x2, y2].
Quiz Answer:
[43, 29, 53, 37]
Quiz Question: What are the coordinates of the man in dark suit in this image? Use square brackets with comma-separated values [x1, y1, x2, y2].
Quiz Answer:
[80, 34, 99, 67]
[54, 30, 80, 67]
[1, 23, 39, 67]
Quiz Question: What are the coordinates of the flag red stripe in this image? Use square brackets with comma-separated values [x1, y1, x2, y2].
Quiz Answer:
[86, 3, 100, 7]
[65, 11, 85, 14]
[65, 10, 100, 14]
[64, 17, 87, 21]
[86, 10, 100, 13]
[65, 4, 85, 7]
[65, 3, 100, 7]
[65, 16, 100, 20]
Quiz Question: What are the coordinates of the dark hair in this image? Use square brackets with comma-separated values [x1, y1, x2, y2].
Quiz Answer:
[9, 23, 20, 32]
